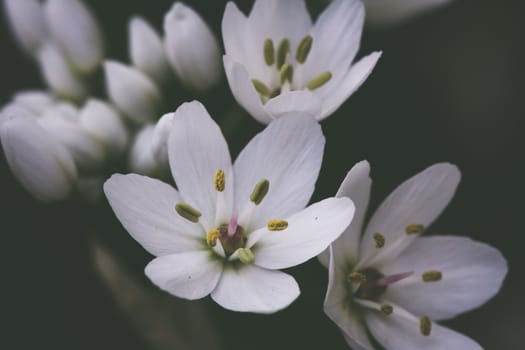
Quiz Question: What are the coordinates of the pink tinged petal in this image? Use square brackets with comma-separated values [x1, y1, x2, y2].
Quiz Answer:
[223, 55, 271, 124]
[382, 236, 508, 321]
[233, 113, 324, 230]
[319, 51, 382, 120]
[210, 265, 299, 313]
[365, 303, 483, 350]
[168, 101, 234, 230]
[358, 163, 461, 268]
[247, 197, 355, 270]
[264, 90, 322, 120]
[145, 251, 223, 300]
[103, 174, 204, 256]
[0, 116, 77, 202]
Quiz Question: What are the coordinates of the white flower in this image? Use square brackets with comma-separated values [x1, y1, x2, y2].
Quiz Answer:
[104, 101, 355, 313]
[222, 0, 381, 124]
[104, 60, 163, 124]
[12, 90, 56, 115]
[3, 0, 48, 56]
[129, 16, 172, 86]
[0, 107, 77, 202]
[44, 0, 104, 73]
[128, 123, 167, 177]
[364, 0, 454, 27]
[150, 112, 174, 165]
[163, 2, 222, 91]
[322, 161, 507, 350]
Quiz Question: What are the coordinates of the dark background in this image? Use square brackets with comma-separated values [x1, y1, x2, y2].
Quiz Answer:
[1, 0, 523, 349]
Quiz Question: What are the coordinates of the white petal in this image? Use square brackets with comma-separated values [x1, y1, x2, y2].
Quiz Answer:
[45, 0, 103, 73]
[211, 265, 299, 313]
[150, 112, 174, 165]
[320, 161, 372, 268]
[168, 101, 233, 230]
[128, 124, 165, 177]
[13, 90, 55, 114]
[319, 51, 381, 120]
[145, 251, 223, 300]
[359, 163, 461, 268]
[233, 113, 324, 230]
[3, 0, 47, 55]
[365, 0, 453, 28]
[365, 305, 483, 350]
[324, 247, 375, 350]
[221, 2, 249, 65]
[264, 90, 322, 119]
[247, 197, 354, 270]
[382, 236, 507, 320]
[37, 43, 88, 102]
[0, 116, 77, 202]
[223, 55, 271, 124]
[164, 3, 221, 91]
[104, 173, 204, 256]
[129, 16, 171, 86]
[104, 60, 163, 124]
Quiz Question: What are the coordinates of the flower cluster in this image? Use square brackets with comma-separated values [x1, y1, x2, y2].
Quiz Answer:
[0, 0, 507, 349]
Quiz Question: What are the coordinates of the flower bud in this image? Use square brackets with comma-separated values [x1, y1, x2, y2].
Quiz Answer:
[13, 90, 56, 114]
[151, 112, 174, 165]
[129, 124, 166, 177]
[37, 43, 88, 102]
[79, 99, 129, 157]
[0, 112, 77, 202]
[3, 0, 48, 56]
[44, 0, 104, 73]
[129, 16, 171, 86]
[104, 60, 163, 124]
[163, 2, 221, 91]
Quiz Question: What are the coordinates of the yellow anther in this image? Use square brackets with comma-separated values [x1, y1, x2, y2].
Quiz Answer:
[252, 79, 271, 96]
[373, 232, 385, 248]
[306, 71, 332, 90]
[381, 304, 393, 315]
[279, 63, 293, 84]
[422, 270, 442, 282]
[296, 35, 313, 64]
[175, 203, 201, 223]
[348, 271, 367, 284]
[214, 169, 225, 192]
[238, 248, 255, 264]
[207, 229, 221, 247]
[267, 219, 288, 231]
[250, 179, 270, 205]
[405, 224, 425, 235]
[276, 38, 290, 69]
[419, 316, 432, 336]
[263, 38, 275, 66]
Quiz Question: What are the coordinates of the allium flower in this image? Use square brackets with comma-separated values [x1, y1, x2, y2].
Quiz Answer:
[104, 101, 355, 313]
[322, 161, 507, 349]
[365, 0, 454, 27]
[222, 0, 381, 124]
[3, 0, 48, 56]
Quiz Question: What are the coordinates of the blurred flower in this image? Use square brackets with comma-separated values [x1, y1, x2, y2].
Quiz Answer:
[12, 90, 56, 114]
[44, 0, 104, 73]
[364, 0, 454, 27]
[3, 0, 48, 56]
[151, 112, 174, 165]
[128, 123, 168, 178]
[129, 16, 172, 86]
[164, 2, 222, 91]
[322, 162, 507, 350]
[222, 0, 381, 124]
[104, 60, 163, 124]
[104, 101, 354, 313]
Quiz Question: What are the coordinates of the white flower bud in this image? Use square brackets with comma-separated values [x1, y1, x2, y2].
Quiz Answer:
[129, 124, 165, 177]
[104, 60, 163, 124]
[164, 2, 222, 91]
[365, 0, 453, 27]
[79, 99, 129, 157]
[0, 112, 77, 202]
[151, 112, 174, 165]
[129, 16, 171, 86]
[44, 0, 104, 73]
[3, 0, 48, 56]
[37, 43, 88, 102]
[13, 90, 56, 114]
[1, 102, 37, 124]
[38, 103, 105, 172]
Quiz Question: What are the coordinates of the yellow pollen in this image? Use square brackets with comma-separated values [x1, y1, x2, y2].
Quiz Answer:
[267, 219, 288, 231]
[373, 232, 385, 248]
[419, 316, 432, 336]
[250, 179, 270, 205]
[422, 270, 442, 282]
[296, 35, 313, 64]
[381, 304, 393, 315]
[252, 79, 271, 96]
[306, 71, 332, 90]
[276, 38, 290, 69]
[263, 38, 275, 66]
[348, 271, 366, 284]
[175, 203, 201, 223]
[279, 63, 293, 84]
[206, 229, 220, 247]
[405, 224, 425, 235]
[238, 248, 255, 264]
[213, 169, 225, 192]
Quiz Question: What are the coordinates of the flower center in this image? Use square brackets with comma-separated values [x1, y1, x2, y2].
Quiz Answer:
[207, 219, 245, 256]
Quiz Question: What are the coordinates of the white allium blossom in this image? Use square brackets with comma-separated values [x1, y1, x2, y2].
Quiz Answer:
[104, 101, 355, 313]
[3, 0, 48, 56]
[222, 0, 381, 124]
[164, 2, 222, 91]
[365, 0, 454, 27]
[321, 161, 507, 350]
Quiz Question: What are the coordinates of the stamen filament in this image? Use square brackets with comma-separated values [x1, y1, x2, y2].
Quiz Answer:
[276, 38, 290, 69]
[296, 35, 313, 64]
[306, 71, 332, 90]
[263, 38, 275, 66]
[175, 203, 201, 223]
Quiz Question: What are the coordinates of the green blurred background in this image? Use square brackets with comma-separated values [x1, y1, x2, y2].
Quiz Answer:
[1, 0, 523, 349]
